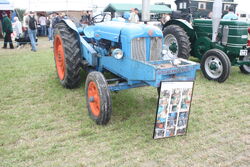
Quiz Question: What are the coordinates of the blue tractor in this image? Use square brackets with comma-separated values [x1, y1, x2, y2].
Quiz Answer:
[53, 11, 199, 125]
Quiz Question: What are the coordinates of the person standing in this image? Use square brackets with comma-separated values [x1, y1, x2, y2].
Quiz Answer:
[1, 12, 14, 49]
[222, 6, 238, 20]
[22, 12, 29, 41]
[22, 12, 29, 29]
[129, 8, 139, 23]
[161, 14, 170, 25]
[39, 14, 46, 36]
[47, 14, 53, 41]
[26, 11, 37, 52]
[13, 16, 23, 47]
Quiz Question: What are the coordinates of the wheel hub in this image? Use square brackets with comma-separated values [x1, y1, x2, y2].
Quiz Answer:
[169, 42, 178, 54]
[88, 81, 100, 117]
[54, 35, 65, 80]
[205, 56, 223, 78]
[209, 62, 218, 70]
[164, 34, 179, 58]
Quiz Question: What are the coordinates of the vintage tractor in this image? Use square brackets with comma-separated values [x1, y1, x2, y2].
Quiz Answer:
[53, 1, 199, 125]
[163, 0, 250, 82]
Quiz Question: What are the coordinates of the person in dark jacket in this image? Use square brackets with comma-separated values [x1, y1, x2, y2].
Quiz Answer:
[2, 12, 14, 49]
[25, 11, 38, 52]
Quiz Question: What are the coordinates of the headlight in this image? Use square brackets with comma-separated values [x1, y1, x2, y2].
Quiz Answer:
[112, 48, 123, 59]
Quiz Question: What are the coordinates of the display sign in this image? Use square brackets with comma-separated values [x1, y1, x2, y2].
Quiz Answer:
[153, 81, 194, 139]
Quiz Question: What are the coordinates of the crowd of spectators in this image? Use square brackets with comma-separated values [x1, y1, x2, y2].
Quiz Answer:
[1, 11, 65, 51]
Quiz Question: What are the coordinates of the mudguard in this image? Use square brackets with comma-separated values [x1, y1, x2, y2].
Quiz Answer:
[60, 19, 98, 65]
[163, 19, 195, 41]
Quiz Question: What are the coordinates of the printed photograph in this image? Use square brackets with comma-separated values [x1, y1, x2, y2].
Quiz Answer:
[155, 122, 165, 129]
[179, 112, 188, 120]
[156, 105, 168, 123]
[177, 128, 187, 135]
[178, 119, 187, 127]
[154, 129, 165, 139]
[166, 112, 177, 127]
[181, 88, 192, 111]
[165, 128, 175, 137]
[170, 88, 181, 112]
[160, 89, 171, 99]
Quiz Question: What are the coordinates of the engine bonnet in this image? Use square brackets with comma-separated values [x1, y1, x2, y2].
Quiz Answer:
[84, 21, 163, 42]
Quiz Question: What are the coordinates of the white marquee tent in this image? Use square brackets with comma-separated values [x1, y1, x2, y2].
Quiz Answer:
[0, 0, 14, 10]
[12, 0, 92, 11]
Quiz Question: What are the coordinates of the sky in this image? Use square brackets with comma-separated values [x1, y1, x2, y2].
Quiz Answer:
[9, 0, 250, 14]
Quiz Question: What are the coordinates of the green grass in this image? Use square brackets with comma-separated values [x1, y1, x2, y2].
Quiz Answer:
[0, 38, 249, 167]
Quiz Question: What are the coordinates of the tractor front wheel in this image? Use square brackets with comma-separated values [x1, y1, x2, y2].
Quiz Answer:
[201, 49, 231, 83]
[163, 25, 191, 59]
[85, 71, 112, 125]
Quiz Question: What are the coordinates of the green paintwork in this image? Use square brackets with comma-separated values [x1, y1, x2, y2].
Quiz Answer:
[209, 62, 218, 70]
[192, 36, 212, 59]
[192, 19, 249, 66]
[235, 60, 250, 66]
[193, 19, 248, 47]
[164, 19, 249, 66]
[169, 42, 177, 53]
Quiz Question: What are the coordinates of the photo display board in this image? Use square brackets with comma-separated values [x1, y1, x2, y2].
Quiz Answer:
[153, 81, 194, 139]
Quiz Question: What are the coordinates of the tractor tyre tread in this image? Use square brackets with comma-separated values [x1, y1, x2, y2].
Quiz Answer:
[163, 25, 191, 59]
[54, 22, 81, 89]
[85, 71, 112, 125]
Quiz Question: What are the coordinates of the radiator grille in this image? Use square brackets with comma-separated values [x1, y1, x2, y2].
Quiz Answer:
[150, 37, 162, 61]
[131, 38, 146, 61]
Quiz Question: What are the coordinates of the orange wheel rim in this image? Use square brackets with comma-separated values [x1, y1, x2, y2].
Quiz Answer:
[88, 81, 101, 117]
[54, 35, 65, 80]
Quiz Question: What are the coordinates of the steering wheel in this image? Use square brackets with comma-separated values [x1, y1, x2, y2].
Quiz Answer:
[91, 13, 112, 24]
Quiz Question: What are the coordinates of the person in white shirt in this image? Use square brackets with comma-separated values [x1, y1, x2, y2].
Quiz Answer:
[13, 17, 23, 47]
[129, 8, 139, 23]
[13, 17, 22, 35]
[39, 15, 47, 36]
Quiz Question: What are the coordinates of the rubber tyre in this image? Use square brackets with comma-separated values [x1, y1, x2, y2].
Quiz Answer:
[201, 49, 231, 83]
[53, 22, 81, 88]
[163, 25, 191, 59]
[85, 71, 112, 125]
[239, 49, 250, 74]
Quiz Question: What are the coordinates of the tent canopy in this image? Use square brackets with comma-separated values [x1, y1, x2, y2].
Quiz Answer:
[21, 0, 92, 12]
[0, 0, 14, 10]
[104, 3, 172, 14]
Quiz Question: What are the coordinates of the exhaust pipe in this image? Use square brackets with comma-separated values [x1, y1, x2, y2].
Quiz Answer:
[212, 0, 222, 42]
[142, 0, 150, 23]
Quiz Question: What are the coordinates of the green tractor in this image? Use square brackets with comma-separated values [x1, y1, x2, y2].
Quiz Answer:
[162, 0, 250, 82]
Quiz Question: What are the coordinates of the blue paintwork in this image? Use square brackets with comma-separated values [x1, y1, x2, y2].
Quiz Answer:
[61, 19, 200, 91]
[84, 21, 162, 42]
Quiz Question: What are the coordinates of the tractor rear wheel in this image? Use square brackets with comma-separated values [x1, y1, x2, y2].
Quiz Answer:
[85, 71, 112, 125]
[239, 50, 250, 74]
[201, 49, 231, 83]
[163, 25, 191, 59]
[53, 22, 81, 88]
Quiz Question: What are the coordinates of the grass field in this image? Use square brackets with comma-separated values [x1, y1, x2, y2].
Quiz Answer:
[0, 37, 249, 167]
